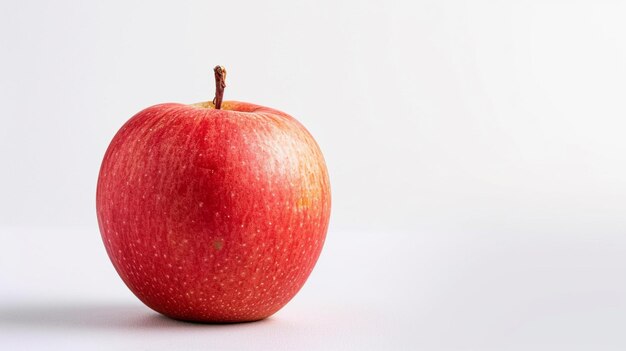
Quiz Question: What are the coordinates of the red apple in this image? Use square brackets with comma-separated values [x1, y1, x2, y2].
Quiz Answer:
[96, 66, 331, 322]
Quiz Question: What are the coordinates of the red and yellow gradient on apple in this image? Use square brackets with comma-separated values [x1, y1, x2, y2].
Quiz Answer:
[96, 66, 331, 322]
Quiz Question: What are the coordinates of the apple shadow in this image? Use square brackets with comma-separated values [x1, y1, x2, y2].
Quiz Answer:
[0, 302, 274, 332]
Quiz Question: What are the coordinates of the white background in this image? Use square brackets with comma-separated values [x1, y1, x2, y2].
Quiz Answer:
[2, 0, 626, 350]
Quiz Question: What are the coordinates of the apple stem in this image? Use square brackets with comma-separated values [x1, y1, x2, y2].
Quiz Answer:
[213, 66, 227, 109]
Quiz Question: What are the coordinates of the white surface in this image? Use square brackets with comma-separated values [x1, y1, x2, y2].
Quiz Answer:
[2, 227, 626, 350]
[2, 0, 626, 349]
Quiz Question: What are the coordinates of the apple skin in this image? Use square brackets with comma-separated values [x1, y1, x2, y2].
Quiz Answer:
[96, 101, 331, 323]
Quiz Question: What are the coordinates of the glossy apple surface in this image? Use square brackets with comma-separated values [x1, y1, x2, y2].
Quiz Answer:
[96, 100, 331, 322]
